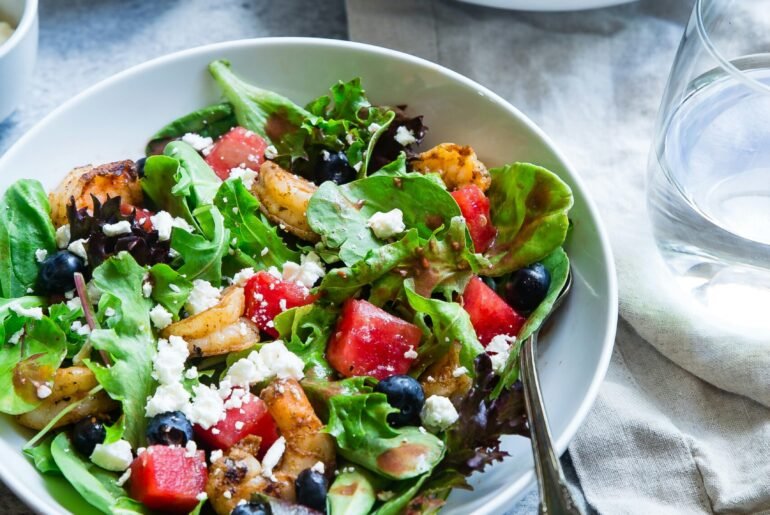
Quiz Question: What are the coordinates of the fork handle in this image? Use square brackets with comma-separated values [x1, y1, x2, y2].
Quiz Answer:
[520, 333, 581, 515]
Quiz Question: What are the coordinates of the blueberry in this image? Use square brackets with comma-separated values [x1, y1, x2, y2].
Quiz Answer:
[231, 502, 271, 515]
[39, 251, 86, 294]
[374, 375, 425, 427]
[313, 151, 356, 185]
[295, 468, 328, 512]
[499, 263, 551, 314]
[135, 157, 147, 178]
[146, 411, 193, 446]
[72, 416, 106, 457]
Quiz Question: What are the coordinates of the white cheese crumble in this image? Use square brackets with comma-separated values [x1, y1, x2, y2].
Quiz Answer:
[185, 367, 199, 380]
[394, 126, 417, 146]
[149, 304, 173, 331]
[228, 167, 258, 189]
[10, 302, 43, 320]
[150, 211, 174, 241]
[7, 329, 23, 345]
[368, 122, 382, 133]
[104, 307, 116, 318]
[378, 491, 396, 501]
[232, 267, 256, 287]
[142, 280, 153, 298]
[420, 395, 459, 432]
[145, 382, 191, 418]
[367, 209, 406, 239]
[345, 132, 356, 145]
[102, 221, 132, 237]
[181, 132, 214, 151]
[90, 440, 133, 472]
[403, 346, 418, 359]
[70, 320, 91, 336]
[282, 251, 325, 288]
[152, 336, 189, 384]
[486, 334, 517, 374]
[187, 384, 226, 429]
[311, 461, 325, 474]
[36, 384, 53, 399]
[185, 440, 198, 457]
[264, 145, 278, 160]
[353, 161, 362, 172]
[35, 248, 48, 263]
[196, 492, 208, 502]
[66, 297, 82, 311]
[55, 225, 71, 249]
[67, 239, 89, 265]
[261, 436, 286, 480]
[224, 340, 304, 390]
[452, 366, 469, 378]
[210, 449, 224, 463]
[185, 280, 221, 315]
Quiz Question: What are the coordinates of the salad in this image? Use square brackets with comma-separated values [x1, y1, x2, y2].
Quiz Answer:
[0, 60, 573, 515]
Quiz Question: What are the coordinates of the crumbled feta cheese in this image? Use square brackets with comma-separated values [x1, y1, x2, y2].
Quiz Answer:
[282, 251, 325, 288]
[232, 267, 256, 287]
[311, 461, 325, 474]
[10, 302, 43, 320]
[452, 366, 469, 378]
[185, 440, 198, 457]
[261, 436, 286, 479]
[181, 132, 214, 151]
[264, 145, 278, 160]
[228, 167, 258, 189]
[187, 384, 225, 429]
[223, 490, 232, 499]
[196, 492, 208, 502]
[185, 280, 221, 315]
[36, 384, 53, 399]
[184, 367, 199, 380]
[403, 346, 418, 359]
[145, 382, 191, 418]
[142, 281, 153, 298]
[367, 209, 405, 239]
[420, 395, 459, 432]
[149, 305, 173, 331]
[90, 440, 133, 471]
[55, 225, 71, 249]
[345, 132, 356, 145]
[394, 125, 417, 146]
[25, 288, 33, 294]
[104, 307, 116, 318]
[152, 336, 189, 385]
[64, 289, 75, 299]
[116, 468, 132, 486]
[67, 239, 89, 265]
[226, 354, 270, 389]
[320, 150, 330, 161]
[353, 161, 362, 172]
[210, 449, 224, 463]
[102, 221, 132, 237]
[368, 122, 381, 133]
[279, 299, 287, 312]
[172, 217, 195, 233]
[487, 334, 516, 374]
[260, 247, 269, 257]
[169, 284, 181, 293]
[66, 297, 82, 311]
[234, 421, 245, 430]
[35, 248, 48, 263]
[259, 340, 305, 380]
[70, 320, 91, 336]
[7, 329, 23, 345]
[150, 211, 175, 241]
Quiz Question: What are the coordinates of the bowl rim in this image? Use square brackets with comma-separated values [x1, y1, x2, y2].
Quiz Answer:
[0, 37, 618, 515]
[0, 0, 37, 59]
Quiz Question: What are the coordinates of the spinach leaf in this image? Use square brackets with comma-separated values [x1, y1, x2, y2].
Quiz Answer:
[273, 304, 336, 380]
[148, 263, 193, 319]
[493, 247, 570, 396]
[484, 163, 572, 276]
[141, 155, 197, 226]
[326, 393, 445, 480]
[307, 174, 461, 266]
[215, 178, 300, 271]
[164, 140, 221, 208]
[172, 205, 230, 286]
[50, 433, 145, 514]
[23, 434, 60, 474]
[146, 102, 235, 155]
[404, 281, 484, 377]
[85, 253, 155, 446]
[0, 180, 57, 297]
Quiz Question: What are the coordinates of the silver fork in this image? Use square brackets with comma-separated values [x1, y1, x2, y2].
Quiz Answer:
[519, 270, 579, 515]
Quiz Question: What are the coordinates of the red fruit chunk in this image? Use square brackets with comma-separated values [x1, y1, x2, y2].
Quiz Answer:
[327, 299, 423, 380]
[462, 276, 526, 346]
[245, 271, 318, 338]
[451, 185, 497, 253]
[205, 126, 267, 180]
[129, 445, 207, 513]
[194, 392, 279, 458]
[119, 204, 154, 232]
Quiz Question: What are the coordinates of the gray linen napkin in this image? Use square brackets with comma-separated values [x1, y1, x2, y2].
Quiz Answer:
[346, 0, 770, 513]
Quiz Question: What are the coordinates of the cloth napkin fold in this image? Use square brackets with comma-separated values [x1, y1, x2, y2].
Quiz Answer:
[346, 0, 770, 513]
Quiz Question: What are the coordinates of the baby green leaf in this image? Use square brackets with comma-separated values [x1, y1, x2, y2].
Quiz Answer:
[146, 102, 236, 155]
[274, 304, 337, 380]
[148, 263, 193, 319]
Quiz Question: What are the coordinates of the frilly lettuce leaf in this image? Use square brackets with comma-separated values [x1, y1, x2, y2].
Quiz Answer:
[148, 263, 192, 320]
[48, 301, 88, 358]
[273, 303, 336, 380]
[164, 140, 221, 209]
[146, 102, 236, 156]
[483, 163, 572, 276]
[171, 204, 230, 286]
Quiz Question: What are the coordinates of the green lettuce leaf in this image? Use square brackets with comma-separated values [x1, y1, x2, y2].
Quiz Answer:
[328, 466, 378, 515]
[50, 433, 146, 514]
[484, 163, 572, 276]
[146, 102, 236, 155]
[273, 304, 336, 380]
[307, 174, 461, 266]
[373, 473, 431, 515]
[326, 393, 445, 480]
[164, 140, 221, 208]
[48, 301, 88, 358]
[141, 155, 197, 226]
[23, 434, 60, 475]
[0, 180, 57, 297]
[148, 263, 193, 319]
[171, 205, 230, 286]
[85, 253, 155, 446]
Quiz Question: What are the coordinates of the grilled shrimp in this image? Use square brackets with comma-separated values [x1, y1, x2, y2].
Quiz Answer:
[420, 344, 472, 402]
[410, 143, 491, 192]
[253, 161, 319, 242]
[17, 366, 118, 430]
[206, 379, 335, 513]
[48, 160, 143, 227]
[161, 287, 259, 357]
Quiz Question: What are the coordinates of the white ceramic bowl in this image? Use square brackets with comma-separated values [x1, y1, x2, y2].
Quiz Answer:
[458, 0, 635, 11]
[0, 0, 37, 122]
[0, 38, 617, 514]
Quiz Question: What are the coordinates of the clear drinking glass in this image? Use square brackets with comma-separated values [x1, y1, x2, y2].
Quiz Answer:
[647, 0, 770, 325]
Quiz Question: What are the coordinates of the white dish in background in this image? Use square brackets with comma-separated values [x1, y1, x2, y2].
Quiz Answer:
[0, 38, 617, 514]
[0, 0, 38, 122]
[459, 0, 635, 11]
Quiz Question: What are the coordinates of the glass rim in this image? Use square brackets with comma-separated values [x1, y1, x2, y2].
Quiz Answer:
[696, 0, 770, 95]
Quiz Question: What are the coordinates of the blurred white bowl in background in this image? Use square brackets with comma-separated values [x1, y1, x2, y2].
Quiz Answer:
[0, 0, 38, 123]
[458, 0, 636, 11]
